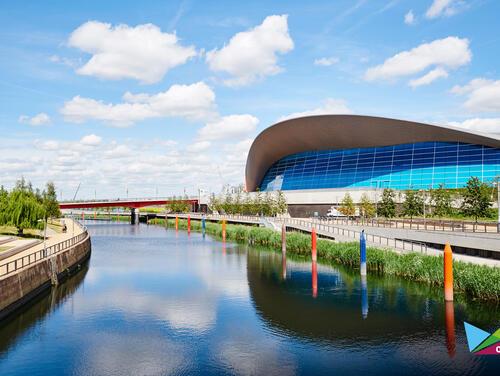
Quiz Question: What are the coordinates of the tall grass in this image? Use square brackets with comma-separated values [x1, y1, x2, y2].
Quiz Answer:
[149, 217, 500, 302]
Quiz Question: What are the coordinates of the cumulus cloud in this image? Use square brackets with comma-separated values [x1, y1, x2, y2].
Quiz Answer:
[68, 21, 196, 84]
[404, 10, 416, 25]
[206, 15, 294, 86]
[426, 0, 463, 19]
[448, 118, 500, 135]
[18, 112, 51, 126]
[279, 98, 353, 121]
[60, 82, 216, 126]
[186, 141, 211, 153]
[364, 37, 471, 84]
[198, 114, 259, 141]
[80, 134, 102, 146]
[314, 57, 339, 66]
[409, 67, 448, 88]
[451, 78, 500, 112]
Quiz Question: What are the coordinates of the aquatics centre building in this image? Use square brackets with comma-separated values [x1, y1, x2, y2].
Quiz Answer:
[245, 115, 500, 215]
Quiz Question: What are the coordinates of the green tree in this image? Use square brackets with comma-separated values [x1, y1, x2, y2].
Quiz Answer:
[276, 190, 288, 215]
[402, 190, 424, 219]
[43, 181, 61, 219]
[377, 188, 396, 218]
[338, 193, 355, 217]
[2, 186, 44, 235]
[360, 193, 376, 218]
[430, 184, 453, 217]
[460, 177, 492, 222]
[254, 192, 263, 215]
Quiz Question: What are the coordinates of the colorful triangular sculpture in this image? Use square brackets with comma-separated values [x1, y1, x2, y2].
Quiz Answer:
[464, 322, 490, 352]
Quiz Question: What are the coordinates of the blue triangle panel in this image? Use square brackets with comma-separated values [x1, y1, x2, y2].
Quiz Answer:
[464, 322, 491, 352]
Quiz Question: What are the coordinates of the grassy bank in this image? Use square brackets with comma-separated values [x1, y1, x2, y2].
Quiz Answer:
[151, 217, 500, 302]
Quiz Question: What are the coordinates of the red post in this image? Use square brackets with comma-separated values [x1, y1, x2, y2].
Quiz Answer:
[444, 243, 453, 301]
[311, 227, 317, 262]
[187, 215, 191, 234]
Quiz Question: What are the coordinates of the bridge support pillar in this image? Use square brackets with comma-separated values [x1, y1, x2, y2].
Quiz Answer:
[131, 208, 139, 225]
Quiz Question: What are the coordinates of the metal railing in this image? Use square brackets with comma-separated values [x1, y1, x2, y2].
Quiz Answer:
[274, 217, 430, 254]
[0, 223, 89, 278]
[318, 216, 498, 233]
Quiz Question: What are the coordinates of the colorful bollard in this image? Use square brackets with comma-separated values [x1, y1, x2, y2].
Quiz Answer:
[187, 215, 191, 234]
[311, 228, 317, 262]
[202, 216, 206, 237]
[360, 230, 367, 276]
[222, 219, 226, 241]
[281, 223, 286, 256]
[175, 216, 179, 231]
[361, 274, 368, 319]
[444, 243, 454, 301]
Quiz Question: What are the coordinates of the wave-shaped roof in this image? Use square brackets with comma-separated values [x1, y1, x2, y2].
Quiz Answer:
[245, 115, 500, 191]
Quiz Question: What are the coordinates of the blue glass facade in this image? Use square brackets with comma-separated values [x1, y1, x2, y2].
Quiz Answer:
[259, 142, 500, 191]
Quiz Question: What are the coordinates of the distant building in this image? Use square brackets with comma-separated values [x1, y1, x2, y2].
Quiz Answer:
[245, 115, 500, 216]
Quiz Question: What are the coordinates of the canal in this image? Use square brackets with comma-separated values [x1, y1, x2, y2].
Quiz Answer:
[0, 221, 499, 375]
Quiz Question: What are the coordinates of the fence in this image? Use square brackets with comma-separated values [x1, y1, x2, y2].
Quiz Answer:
[0, 223, 88, 278]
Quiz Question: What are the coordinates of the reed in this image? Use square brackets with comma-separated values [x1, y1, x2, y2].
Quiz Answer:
[148, 217, 500, 302]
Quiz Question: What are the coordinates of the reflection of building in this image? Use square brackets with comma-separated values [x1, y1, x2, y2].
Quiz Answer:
[245, 115, 500, 215]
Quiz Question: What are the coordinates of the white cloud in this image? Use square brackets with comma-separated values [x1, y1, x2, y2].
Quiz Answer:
[426, 0, 463, 19]
[18, 112, 51, 126]
[34, 140, 59, 150]
[80, 134, 102, 146]
[279, 98, 353, 121]
[365, 37, 471, 83]
[187, 141, 211, 153]
[68, 21, 196, 84]
[409, 67, 448, 88]
[314, 57, 339, 66]
[206, 15, 294, 86]
[451, 78, 500, 112]
[404, 10, 416, 25]
[198, 114, 258, 141]
[448, 118, 500, 134]
[60, 82, 216, 126]
[104, 144, 131, 159]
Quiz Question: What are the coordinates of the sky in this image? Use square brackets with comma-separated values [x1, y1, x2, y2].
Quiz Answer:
[1, 0, 500, 199]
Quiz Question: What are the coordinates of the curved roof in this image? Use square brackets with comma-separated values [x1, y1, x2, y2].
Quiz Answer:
[245, 115, 500, 191]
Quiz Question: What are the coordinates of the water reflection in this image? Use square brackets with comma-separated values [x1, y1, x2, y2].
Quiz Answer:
[361, 274, 368, 319]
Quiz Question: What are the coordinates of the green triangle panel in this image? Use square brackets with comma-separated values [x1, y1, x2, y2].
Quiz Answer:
[473, 332, 500, 353]
[464, 322, 490, 352]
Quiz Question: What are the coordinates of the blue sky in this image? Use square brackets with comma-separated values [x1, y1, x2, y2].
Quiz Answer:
[1, 0, 499, 199]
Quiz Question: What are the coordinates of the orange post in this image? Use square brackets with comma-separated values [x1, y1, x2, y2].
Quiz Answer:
[81, 211, 84, 220]
[175, 216, 178, 231]
[187, 215, 191, 234]
[445, 301, 456, 357]
[311, 228, 317, 262]
[312, 261, 318, 298]
[444, 243, 453, 301]
[222, 219, 226, 242]
[94, 211, 97, 219]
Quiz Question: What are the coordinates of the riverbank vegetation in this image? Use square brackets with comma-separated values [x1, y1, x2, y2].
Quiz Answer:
[149, 217, 500, 302]
[0, 178, 61, 235]
[209, 190, 287, 216]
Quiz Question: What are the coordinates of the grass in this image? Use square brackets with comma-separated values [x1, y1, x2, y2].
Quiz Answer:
[0, 225, 41, 239]
[149, 217, 500, 303]
[0, 246, 10, 252]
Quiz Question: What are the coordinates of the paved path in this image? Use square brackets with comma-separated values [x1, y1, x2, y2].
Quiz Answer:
[0, 218, 85, 279]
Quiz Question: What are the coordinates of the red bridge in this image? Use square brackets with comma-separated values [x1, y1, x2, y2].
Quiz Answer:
[59, 197, 198, 210]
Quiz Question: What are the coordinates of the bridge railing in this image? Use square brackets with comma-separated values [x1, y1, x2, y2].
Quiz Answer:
[59, 197, 198, 203]
[0, 222, 89, 278]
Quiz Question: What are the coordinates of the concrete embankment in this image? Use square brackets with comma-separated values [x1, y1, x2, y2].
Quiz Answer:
[0, 221, 91, 321]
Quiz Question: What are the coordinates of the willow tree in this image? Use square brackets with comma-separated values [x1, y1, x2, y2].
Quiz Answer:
[3, 188, 45, 235]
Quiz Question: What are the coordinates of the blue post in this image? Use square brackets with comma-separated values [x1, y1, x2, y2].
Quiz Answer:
[202, 216, 206, 237]
[360, 230, 367, 276]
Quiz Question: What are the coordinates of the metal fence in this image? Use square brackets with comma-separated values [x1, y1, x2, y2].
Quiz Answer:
[0, 224, 88, 278]
[318, 216, 498, 233]
[275, 217, 430, 254]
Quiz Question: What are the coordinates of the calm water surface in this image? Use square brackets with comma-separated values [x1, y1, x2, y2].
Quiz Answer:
[0, 221, 499, 375]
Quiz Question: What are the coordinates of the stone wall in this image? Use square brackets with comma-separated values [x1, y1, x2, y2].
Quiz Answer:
[0, 234, 91, 320]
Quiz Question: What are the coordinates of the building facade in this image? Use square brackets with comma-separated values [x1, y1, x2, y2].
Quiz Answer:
[246, 115, 500, 194]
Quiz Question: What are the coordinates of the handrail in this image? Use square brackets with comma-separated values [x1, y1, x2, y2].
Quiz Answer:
[0, 222, 89, 278]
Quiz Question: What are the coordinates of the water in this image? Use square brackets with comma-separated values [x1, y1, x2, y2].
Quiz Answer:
[1, 221, 499, 375]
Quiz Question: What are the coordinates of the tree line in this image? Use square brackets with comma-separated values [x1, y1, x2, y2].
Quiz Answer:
[338, 177, 495, 222]
[209, 190, 288, 216]
[0, 178, 61, 234]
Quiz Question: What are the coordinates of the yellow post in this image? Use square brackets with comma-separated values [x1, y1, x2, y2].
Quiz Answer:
[222, 219, 226, 242]
[175, 216, 179, 231]
[444, 243, 453, 301]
